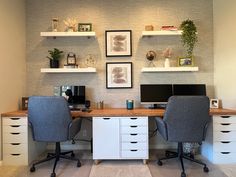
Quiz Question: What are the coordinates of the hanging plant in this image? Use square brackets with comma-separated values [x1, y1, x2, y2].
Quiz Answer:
[180, 19, 198, 57]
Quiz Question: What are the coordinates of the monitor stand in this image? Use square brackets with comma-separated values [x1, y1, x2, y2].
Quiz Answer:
[148, 104, 167, 109]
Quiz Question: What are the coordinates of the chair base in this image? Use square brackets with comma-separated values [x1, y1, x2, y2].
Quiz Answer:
[157, 142, 209, 177]
[30, 142, 81, 177]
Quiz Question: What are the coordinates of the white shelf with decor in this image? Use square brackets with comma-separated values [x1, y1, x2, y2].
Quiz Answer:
[40, 67, 96, 73]
[141, 67, 199, 72]
[142, 30, 182, 37]
[40, 32, 96, 38]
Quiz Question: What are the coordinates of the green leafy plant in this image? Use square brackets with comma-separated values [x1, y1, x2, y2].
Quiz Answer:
[47, 48, 63, 60]
[180, 19, 198, 57]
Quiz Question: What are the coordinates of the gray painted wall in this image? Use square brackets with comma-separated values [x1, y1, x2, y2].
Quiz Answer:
[26, 0, 213, 149]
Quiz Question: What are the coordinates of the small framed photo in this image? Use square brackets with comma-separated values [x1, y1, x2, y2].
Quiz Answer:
[106, 62, 132, 89]
[78, 23, 92, 32]
[210, 99, 219, 109]
[178, 57, 194, 66]
[22, 97, 29, 110]
[105, 30, 132, 57]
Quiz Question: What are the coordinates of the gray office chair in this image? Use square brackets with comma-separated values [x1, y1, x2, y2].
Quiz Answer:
[155, 96, 210, 177]
[28, 96, 82, 177]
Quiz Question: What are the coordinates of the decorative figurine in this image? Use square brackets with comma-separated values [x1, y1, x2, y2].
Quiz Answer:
[146, 50, 156, 67]
[52, 18, 59, 32]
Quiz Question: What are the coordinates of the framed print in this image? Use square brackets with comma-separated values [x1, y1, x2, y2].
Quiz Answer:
[106, 62, 132, 89]
[178, 56, 194, 66]
[105, 30, 132, 57]
[78, 23, 92, 32]
[22, 97, 29, 110]
[210, 99, 219, 108]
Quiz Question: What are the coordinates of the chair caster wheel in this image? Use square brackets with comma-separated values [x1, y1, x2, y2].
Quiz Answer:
[30, 166, 35, 172]
[204, 166, 209, 173]
[51, 172, 56, 177]
[77, 161, 81, 167]
[71, 152, 75, 157]
[157, 160, 163, 166]
[181, 172, 186, 177]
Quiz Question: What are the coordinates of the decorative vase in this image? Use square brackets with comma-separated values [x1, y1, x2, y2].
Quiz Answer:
[50, 59, 59, 68]
[164, 58, 170, 68]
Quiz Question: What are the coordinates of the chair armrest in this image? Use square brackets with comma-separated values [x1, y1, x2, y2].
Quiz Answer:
[155, 117, 168, 140]
[69, 118, 82, 139]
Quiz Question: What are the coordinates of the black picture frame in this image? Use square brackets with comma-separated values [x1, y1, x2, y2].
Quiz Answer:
[105, 30, 132, 57]
[78, 23, 92, 32]
[106, 62, 132, 89]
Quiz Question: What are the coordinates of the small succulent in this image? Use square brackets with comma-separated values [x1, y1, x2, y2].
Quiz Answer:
[47, 48, 63, 60]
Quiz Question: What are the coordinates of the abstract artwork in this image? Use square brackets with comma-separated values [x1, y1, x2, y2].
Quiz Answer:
[105, 30, 132, 57]
[106, 62, 132, 89]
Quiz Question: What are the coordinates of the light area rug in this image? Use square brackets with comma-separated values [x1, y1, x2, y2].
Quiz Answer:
[89, 161, 152, 177]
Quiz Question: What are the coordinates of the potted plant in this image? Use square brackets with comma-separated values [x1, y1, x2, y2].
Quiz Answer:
[180, 19, 198, 57]
[47, 48, 63, 68]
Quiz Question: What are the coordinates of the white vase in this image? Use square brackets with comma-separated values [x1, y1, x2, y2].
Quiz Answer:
[164, 58, 170, 68]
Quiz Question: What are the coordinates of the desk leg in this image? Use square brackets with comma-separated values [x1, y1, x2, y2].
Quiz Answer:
[143, 159, 148, 164]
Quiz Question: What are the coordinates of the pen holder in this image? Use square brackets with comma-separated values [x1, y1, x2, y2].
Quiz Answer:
[97, 101, 104, 109]
[126, 100, 134, 110]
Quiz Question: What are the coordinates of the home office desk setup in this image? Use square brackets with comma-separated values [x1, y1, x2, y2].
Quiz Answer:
[2, 107, 236, 166]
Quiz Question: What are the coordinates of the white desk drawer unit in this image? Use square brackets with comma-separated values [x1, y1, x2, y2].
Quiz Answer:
[2, 117, 28, 165]
[213, 115, 236, 163]
[1, 116, 47, 166]
[93, 116, 148, 162]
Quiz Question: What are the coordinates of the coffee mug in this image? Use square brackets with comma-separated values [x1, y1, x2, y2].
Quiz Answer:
[126, 100, 134, 110]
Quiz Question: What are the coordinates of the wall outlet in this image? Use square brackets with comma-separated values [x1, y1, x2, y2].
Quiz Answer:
[82, 130, 87, 137]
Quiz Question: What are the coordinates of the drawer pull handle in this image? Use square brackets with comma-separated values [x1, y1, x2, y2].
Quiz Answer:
[130, 133, 138, 136]
[11, 143, 20, 145]
[11, 125, 20, 127]
[10, 118, 20, 120]
[11, 133, 20, 135]
[11, 154, 20, 156]
[221, 123, 230, 126]
[221, 141, 231, 144]
[130, 118, 137, 120]
[130, 126, 137, 128]
[221, 116, 230, 118]
[221, 131, 230, 133]
[131, 142, 138, 144]
[103, 118, 110, 120]
[221, 152, 230, 154]
[130, 150, 138, 152]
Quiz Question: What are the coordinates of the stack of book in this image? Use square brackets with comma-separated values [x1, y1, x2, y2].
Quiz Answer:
[161, 26, 178, 31]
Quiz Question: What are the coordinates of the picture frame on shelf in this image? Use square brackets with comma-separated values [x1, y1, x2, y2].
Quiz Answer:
[78, 23, 92, 32]
[178, 56, 194, 66]
[105, 30, 132, 57]
[210, 99, 219, 109]
[106, 62, 132, 89]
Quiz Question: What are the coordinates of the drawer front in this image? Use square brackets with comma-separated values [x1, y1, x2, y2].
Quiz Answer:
[214, 142, 236, 152]
[213, 116, 236, 124]
[121, 126, 147, 134]
[3, 153, 27, 165]
[3, 132, 27, 143]
[2, 117, 27, 125]
[3, 143, 27, 154]
[120, 117, 147, 126]
[213, 152, 236, 164]
[121, 150, 148, 159]
[214, 123, 236, 131]
[122, 134, 147, 142]
[214, 131, 236, 141]
[122, 142, 147, 150]
[3, 125, 27, 133]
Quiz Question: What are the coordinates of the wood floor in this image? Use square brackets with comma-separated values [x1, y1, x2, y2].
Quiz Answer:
[0, 150, 233, 177]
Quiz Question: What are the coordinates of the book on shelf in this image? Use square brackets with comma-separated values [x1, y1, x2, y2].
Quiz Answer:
[161, 26, 178, 31]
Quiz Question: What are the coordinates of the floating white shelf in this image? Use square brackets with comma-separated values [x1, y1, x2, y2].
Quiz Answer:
[40, 32, 96, 37]
[141, 67, 199, 72]
[40, 67, 97, 73]
[142, 30, 182, 36]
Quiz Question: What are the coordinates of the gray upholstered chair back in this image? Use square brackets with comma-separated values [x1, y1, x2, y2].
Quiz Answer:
[164, 96, 210, 142]
[28, 96, 72, 142]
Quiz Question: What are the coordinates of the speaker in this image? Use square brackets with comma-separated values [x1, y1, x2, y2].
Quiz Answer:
[85, 100, 90, 109]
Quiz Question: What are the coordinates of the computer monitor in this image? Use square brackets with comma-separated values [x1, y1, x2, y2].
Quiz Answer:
[173, 84, 206, 96]
[140, 84, 173, 109]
